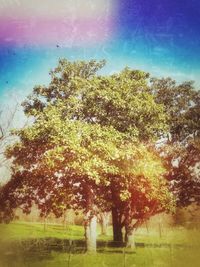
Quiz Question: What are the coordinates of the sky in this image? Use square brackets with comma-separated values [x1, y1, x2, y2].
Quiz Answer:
[0, 0, 200, 105]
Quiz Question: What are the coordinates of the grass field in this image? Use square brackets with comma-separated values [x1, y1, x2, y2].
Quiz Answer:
[0, 222, 200, 267]
[0, 220, 197, 244]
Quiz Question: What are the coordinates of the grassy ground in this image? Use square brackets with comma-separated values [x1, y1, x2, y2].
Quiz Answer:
[0, 222, 200, 267]
[0, 220, 197, 244]
[0, 245, 200, 267]
[0, 221, 85, 242]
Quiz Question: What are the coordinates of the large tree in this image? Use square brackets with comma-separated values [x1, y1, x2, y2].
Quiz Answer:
[3, 104, 172, 249]
[1, 59, 173, 250]
[4, 106, 125, 251]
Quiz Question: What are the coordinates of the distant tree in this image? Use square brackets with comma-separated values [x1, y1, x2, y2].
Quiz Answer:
[0, 104, 19, 168]
[150, 78, 200, 208]
[0, 104, 19, 223]
[150, 78, 199, 143]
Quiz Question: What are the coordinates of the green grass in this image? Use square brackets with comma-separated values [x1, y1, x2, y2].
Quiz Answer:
[0, 221, 85, 241]
[0, 222, 200, 267]
[0, 246, 200, 267]
[0, 221, 198, 245]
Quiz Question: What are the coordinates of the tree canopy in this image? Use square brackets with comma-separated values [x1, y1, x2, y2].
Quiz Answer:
[150, 77, 200, 207]
[3, 59, 199, 250]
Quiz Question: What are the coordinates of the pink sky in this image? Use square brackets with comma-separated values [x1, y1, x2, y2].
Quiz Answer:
[0, 0, 116, 46]
[0, 17, 113, 46]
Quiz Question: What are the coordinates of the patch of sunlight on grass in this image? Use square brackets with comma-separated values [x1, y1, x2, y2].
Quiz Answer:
[0, 221, 85, 242]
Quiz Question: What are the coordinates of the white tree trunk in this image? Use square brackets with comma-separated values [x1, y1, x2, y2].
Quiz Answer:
[126, 228, 136, 249]
[100, 212, 109, 235]
[85, 214, 97, 252]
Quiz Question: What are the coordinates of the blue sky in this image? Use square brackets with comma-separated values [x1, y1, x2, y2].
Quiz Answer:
[0, 0, 200, 104]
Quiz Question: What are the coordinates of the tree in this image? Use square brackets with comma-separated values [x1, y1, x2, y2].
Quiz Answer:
[1, 59, 173, 251]
[0, 104, 19, 169]
[150, 77, 200, 208]
[78, 68, 170, 244]
[0, 103, 20, 223]
[150, 77, 200, 143]
[98, 212, 110, 236]
[4, 107, 126, 251]
[106, 144, 174, 247]
[22, 60, 170, 245]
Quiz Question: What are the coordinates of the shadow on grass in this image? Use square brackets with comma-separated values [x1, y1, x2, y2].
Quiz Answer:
[1, 238, 200, 267]
[1, 237, 197, 262]
[1, 237, 197, 255]
[0, 238, 139, 265]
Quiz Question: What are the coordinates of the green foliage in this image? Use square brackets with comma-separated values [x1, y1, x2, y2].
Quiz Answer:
[150, 77, 200, 207]
[23, 61, 168, 141]
[80, 68, 167, 140]
[2, 59, 173, 226]
[150, 77, 200, 143]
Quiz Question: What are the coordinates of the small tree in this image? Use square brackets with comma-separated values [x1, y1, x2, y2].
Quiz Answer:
[0, 103, 20, 223]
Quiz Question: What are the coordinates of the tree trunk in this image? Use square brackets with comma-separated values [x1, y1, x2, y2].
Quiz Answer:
[125, 218, 142, 249]
[99, 212, 109, 235]
[125, 227, 136, 249]
[112, 207, 123, 244]
[85, 213, 97, 252]
[145, 220, 149, 234]
[63, 210, 67, 230]
[158, 215, 162, 238]
[84, 183, 97, 252]
[43, 216, 47, 232]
